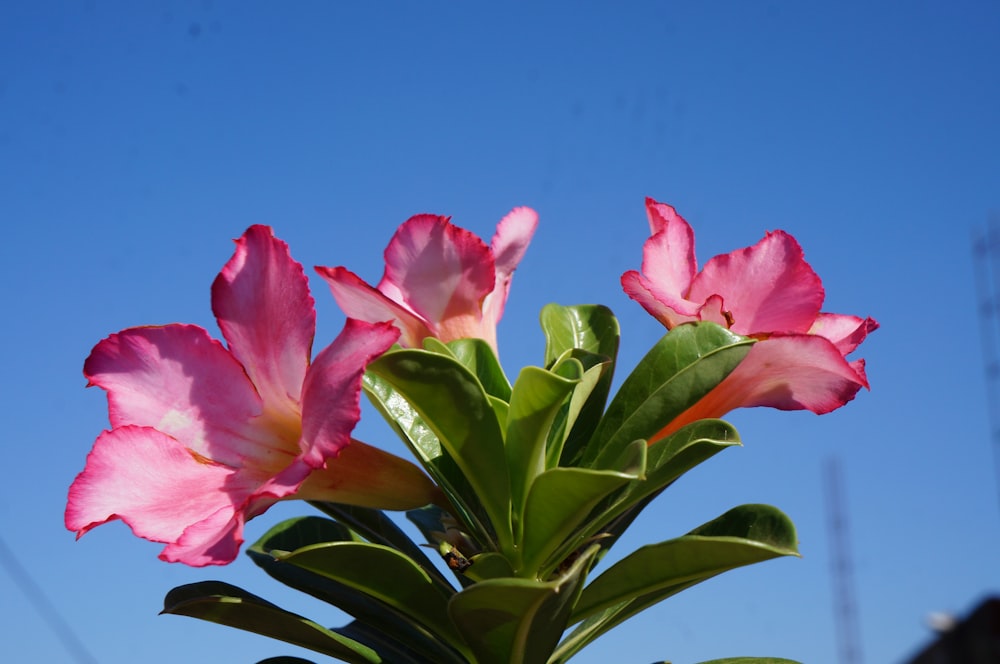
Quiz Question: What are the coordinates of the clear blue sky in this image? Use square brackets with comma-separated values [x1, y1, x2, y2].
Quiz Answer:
[2, 2, 999, 663]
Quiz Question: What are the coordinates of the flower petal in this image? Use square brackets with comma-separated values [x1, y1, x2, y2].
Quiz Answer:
[65, 425, 262, 566]
[621, 270, 699, 329]
[621, 200, 704, 328]
[212, 225, 315, 417]
[688, 231, 825, 335]
[481, 207, 538, 344]
[315, 265, 433, 348]
[83, 325, 279, 469]
[299, 319, 400, 468]
[381, 214, 495, 331]
[642, 198, 698, 295]
[490, 207, 538, 286]
[656, 334, 870, 439]
[809, 313, 880, 355]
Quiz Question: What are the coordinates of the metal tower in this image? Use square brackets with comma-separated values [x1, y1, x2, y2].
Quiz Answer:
[825, 456, 863, 664]
[971, 214, 1000, 517]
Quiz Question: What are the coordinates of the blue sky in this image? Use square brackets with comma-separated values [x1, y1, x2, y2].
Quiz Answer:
[2, 2, 999, 663]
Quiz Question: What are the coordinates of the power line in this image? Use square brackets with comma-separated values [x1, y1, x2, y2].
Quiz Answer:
[0, 534, 99, 664]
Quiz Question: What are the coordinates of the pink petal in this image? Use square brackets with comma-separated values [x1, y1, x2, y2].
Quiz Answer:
[482, 207, 538, 339]
[689, 231, 825, 335]
[83, 325, 283, 469]
[621, 270, 700, 329]
[381, 214, 495, 331]
[159, 505, 247, 567]
[809, 313, 880, 355]
[620, 200, 704, 327]
[65, 426, 262, 566]
[316, 265, 433, 348]
[298, 319, 400, 468]
[490, 207, 538, 283]
[212, 225, 315, 416]
[656, 334, 870, 439]
[642, 198, 698, 295]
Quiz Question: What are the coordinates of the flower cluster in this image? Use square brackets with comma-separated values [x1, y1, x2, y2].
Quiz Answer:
[67, 198, 876, 664]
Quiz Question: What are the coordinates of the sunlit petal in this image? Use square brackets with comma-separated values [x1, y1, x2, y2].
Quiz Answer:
[382, 214, 495, 327]
[316, 265, 433, 347]
[299, 319, 399, 467]
[212, 225, 315, 418]
[689, 231, 824, 335]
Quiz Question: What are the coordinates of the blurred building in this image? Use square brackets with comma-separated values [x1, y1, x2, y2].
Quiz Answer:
[903, 597, 1000, 664]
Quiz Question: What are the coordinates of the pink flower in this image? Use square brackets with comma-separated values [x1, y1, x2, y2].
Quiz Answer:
[622, 198, 878, 439]
[66, 226, 437, 566]
[316, 208, 538, 352]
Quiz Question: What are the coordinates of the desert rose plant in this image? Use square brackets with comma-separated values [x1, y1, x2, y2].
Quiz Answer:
[68, 198, 876, 664]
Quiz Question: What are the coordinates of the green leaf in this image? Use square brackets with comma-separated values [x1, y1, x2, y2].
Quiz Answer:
[540, 303, 620, 367]
[506, 366, 580, 531]
[307, 503, 448, 586]
[332, 620, 446, 664]
[544, 350, 611, 468]
[363, 364, 498, 550]
[585, 322, 753, 468]
[554, 505, 798, 662]
[425, 337, 512, 402]
[540, 304, 620, 467]
[448, 544, 600, 664]
[162, 581, 381, 664]
[532, 440, 648, 573]
[275, 541, 466, 654]
[247, 517, 465, 664]
[490, 395, 510, 432]
[569, 420, 742, 557]
[366, 349, 510, 551]
[462, 551, 517, 582]
[519, 466, 640, 579]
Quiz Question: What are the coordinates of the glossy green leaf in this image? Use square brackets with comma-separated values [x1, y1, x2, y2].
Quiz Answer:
[162, 581, 381, 664]
[540, 304, 620, 467]
[545, 350, 611, 468]
[367, 349, 510, 551]
[275, 541, 466, 654]
[490, 395, 510, 432]
[331, 620, 448, 664]
[506, 366, 580, 529]
[585, 322, 753, 468]
[534, 440, 648, 572]
[570, 420, 742, 557]
[574, 504, 798, 620]
[247, 518, 465, 664]
[448, 544, 600, 664]
[462, 551, 516, 582]
[307, 502, 447, 585]
[520, 466, 640, 579]
[434, 337, 513, 402]
[363, 365, 497, 550]
[550, 353, 585, 381]
[554, 505, 798, 662]
[540, 303, 620, 367]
